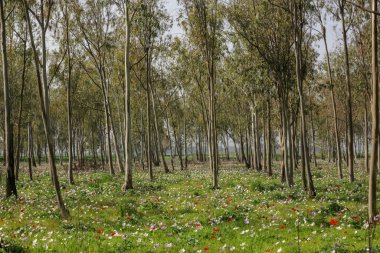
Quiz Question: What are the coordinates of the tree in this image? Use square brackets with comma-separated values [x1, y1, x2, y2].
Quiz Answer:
[123, 0, 133, 190]
[1, 0, 17, 198]
[368, 0, 378, 226]
[182, 0, 221, 189]
[338, 0, 355, 182]
[24, 0, 69, 218]
[294, 0, 316, 197]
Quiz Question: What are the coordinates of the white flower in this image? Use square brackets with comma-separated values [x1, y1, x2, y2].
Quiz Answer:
[277, 248, 282, 252]
[179, 249, 185, 253]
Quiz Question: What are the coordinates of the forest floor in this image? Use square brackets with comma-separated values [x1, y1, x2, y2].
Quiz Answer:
[0, 160, 379, 252]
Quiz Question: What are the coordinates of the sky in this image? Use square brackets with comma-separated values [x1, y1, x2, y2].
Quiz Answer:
[163, 0, 341, 62]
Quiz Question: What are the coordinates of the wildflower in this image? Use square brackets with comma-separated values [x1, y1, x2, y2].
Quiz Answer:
[213, 227, 220, 232]
[153, 243, 159, 248]
[280, 225, 286, 229]
[203, 247, 209, 250]
[244, 218, 249, 224]
[211, 235, 216, 239]
[165, 243, 173, 248]
[277, 248, 282, 252]
[150, 225, 157, 231]
[96, 229, 102, 234]
[330, 219, 339, 226]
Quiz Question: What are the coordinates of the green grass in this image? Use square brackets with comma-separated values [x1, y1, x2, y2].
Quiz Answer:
[0, 161, 379, 252]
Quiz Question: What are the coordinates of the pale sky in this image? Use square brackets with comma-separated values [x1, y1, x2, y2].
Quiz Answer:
[163, 0, 340, 62]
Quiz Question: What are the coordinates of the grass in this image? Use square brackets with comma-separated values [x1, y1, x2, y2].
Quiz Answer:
[0, 160, 379, 252]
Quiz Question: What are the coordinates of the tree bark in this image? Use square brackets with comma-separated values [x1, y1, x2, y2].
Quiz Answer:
[1, 0, 17, 197]
[294, 0, 315, 196]
[25, 0, 69, 218]
[65, 3, 74, 185]
[368, 0, 378, 224]
[340, 0, 355, 182]
[15, 30, 27, 181]
[123, 0, 133, 190]
[27, 122, 33, 181]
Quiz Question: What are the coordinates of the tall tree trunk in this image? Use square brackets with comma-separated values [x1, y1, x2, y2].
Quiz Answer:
[365, 99, 369, 173]
[15, 30, 27, 181]
[368, 0, 378, 225]
[123, 1, 133, 190]
[1, 0, 17, 197]
[151, 84, 169, 172]
[65, 3, 74, 185]
[108, 100, 124, 173]
[295, 1, 315, 196]
[340, 1, 355, 182]
[146, 50, 153, 181]
[25, 1, 69, 218]
[254, 106, 261, 170]
[311, 109, 317, 167]
[104, 103, 114, 175]
[267, 97, 272, 176]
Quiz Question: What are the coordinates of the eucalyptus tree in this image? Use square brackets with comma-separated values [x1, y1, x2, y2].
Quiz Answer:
[368, 0, 378, 228]
[329, 0, 355, 181]
[227, 0, 295, 187]
[122, 0, 134, 190]
[23, 0, 69, 218]
[75, 0, 125, 175]
[313, 0, 343, 179]
[181, 0, 222, 189]
[1, 0, 17, 197]
[293, 0, 316, 197]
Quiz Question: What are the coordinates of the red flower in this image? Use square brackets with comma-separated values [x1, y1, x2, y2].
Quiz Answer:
[210, 235, 216, 239]
[280, 225, 286, 229]
[111, 232, 116, 236]
[96, 229, 102, 234]
[203, 247, 209, 251]
[227, 217, 233, 222]
[330, 219, 339, 226]
[213, 227, 220, 232]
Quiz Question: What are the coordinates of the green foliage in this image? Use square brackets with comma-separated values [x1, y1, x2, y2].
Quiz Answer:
[0, 163, 378, 252]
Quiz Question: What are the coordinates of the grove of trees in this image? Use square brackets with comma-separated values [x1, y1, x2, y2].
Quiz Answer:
[1, 0, 379, 238]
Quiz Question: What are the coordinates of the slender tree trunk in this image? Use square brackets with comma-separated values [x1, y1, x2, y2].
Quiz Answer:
[66, 3, 74, 185]
[267, 97, 272, 176]
[123, 2, 133, 190]
[1, 0, 17, 197]
[340, 1, 355, 182]
[151, 84, 169, 173]
[295, 1, 315, 196]
[311, 110, 317, 167]
[254, 106, 261, 170]
[365, 99, 369, 173]
[15, 32, 27, 181]
[146, 50, 153, 181]
[368, 0, 378, 224]
[27, 122, 33, 181]
[104, 100, 115, 175]
[25, 1, 69, 218]
[108, 100, 124, 173]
